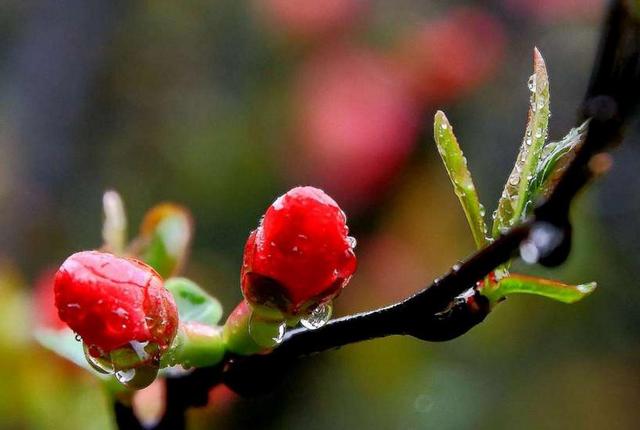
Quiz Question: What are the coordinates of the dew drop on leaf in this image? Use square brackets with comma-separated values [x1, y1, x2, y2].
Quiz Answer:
[527, 74, 536, 92]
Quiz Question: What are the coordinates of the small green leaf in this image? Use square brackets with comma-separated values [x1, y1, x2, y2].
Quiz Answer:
[135, 204, 193, 278]
[434, 111, 489, 249]
[482, 273, 596, 304]
[493, 48, 550, 237]
[527, 120, 589, 201]
[34, 328, 105, 375]
[165, 277, 223, 327]
[102, 190, 127, 253]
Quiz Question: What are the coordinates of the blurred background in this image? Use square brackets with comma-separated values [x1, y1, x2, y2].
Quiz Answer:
[1, 0, 639, 429]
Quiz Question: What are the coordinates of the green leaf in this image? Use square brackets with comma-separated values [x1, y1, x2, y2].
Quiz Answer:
[135, 204, 193, 278]
[34, 328, 104, 375]
[434, 111, 489, 249]
[164, 277, 223, 327]
[526, 120, 589, 202]
[482, 273, 596, 304]
[492, 48, 550, 238]
[102, 190, 127, 253]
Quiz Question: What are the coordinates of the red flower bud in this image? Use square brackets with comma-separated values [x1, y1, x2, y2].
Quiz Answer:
[241, 186, 357, 315]
[54, 251, 178, 354]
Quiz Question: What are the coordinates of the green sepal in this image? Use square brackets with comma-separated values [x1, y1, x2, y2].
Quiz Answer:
[165, 277, 223, 327]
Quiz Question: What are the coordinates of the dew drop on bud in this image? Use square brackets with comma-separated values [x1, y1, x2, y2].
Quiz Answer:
[347, 236, 357, 249]
[248, 312, 287, 348]
[83, 343, 115, 375]
[115, 363, 159, 389]
[300, 302, 333, 330]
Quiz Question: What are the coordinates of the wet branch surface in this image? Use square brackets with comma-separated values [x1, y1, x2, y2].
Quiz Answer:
[115, 1, 640, 428]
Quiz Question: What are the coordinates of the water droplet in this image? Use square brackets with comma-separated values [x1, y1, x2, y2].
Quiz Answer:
[114, 307, 128, 318]
[577, 282, 596, 294]
[527, 74, 537, 92]
[115, 364, 159, 389]
[440, 122, 448, 130]
[508, 174, 520, 186]
[535, 129, 542, 138]
[300, 302, 333, 330]
[83, 343, 114, 374]
[249, 313, 286, 347]
[479, 204, 486, 217]
[525, 138, 532, 146]
[75, 334, 82, 342]
[347, 236, 357, 249]
[272, 195, 285, 210]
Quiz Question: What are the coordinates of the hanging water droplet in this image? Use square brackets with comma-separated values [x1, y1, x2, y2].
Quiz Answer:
[347, 236, 357, 249]
[508, 174, 520, 186]
[74, 334, 82, 342]
[115, 363, 159, 389]
[300, 302, 333, 330]
[249, 313, 286, 348]
[479, 204, 486, 217]
[83, 343, 114, 374]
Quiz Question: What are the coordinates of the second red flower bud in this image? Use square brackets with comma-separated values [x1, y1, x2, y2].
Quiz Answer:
[241, 186, 357, 322]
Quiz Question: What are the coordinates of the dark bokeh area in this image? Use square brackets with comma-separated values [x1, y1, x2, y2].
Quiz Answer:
[1, 0, 639, 429]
